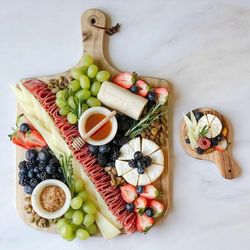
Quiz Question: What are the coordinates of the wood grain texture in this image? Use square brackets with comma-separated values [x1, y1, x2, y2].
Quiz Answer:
[179, 107, 240, 179]
[16, 9, 171, 233]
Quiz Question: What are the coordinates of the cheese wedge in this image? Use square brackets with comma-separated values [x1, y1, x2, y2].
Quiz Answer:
[123, 168, 139, 186]
[118, 143, 134, 160]
[115, 160, 133, 176]
[141, 138, 159, 156]
[138, 172, 151, 186]
[146, 164, 164, 183]
[149, 149, 164, 165]
[128, 137, 141, 152]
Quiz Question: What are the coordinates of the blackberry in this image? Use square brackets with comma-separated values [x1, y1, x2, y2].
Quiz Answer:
[30, 178, 38, 188]
[18, 171, 25, 179]
[118, 120, 130, 133]
[49, 156, 60, 166]
[110, 150, 120, 161]
[19, 166, 28, 175]
[26, 160, 37, 170]
[41, 146, 52, 155]
[55, 172, 65, 181]
[128, 159, 137, 168]
[113, 136, 129, 146]
[97, 153, 108, 166]
[39, 172, 48, 181]
[142, 156, 152, 167]
[99, 144, 111, 153]
[88, 144, 99, 155]
[38, 162, 46, 172]
[18, 160, 27, 169]
[19, 176, 29, 186]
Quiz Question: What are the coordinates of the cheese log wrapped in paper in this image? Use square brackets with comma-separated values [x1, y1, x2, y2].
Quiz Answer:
[97, 81, 148, 120]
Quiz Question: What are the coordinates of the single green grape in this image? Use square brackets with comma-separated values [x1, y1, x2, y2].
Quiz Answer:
[56, 89, 68, 100]
[77, 190, 88, 202]
[86, 97, 101, 107]
[64, 233, 76, 241]
[59, 107, 71, 116]
[76, 228, 89, 240]
[79, 75, 91, 89]
[86, 223, 97, 235]
[64, 207, 74, 220]
[74, 177, 85, 193]
[71, 68, 84, 80]
[90, 81, 101, 96]
[87, 64, 99, 79]
[56, 98, 67, 108]
[56, 218, 68, 232]
[82, 103, 89, 113]
[96, 70, 110, 82]
[82, 54, 94, 67]
[83, 214, 95, 227]
[67, 96, 76, 109]
[82, 200, 96, 214]
[75, 89, 91, 101]
[71, 197, 83, 210]
[80, 65, 88, 74]
[72, 210, 84, 225]
[68, 80, 80, 92]
[67, 112, 77, 124]
[60, 224, 74, 239]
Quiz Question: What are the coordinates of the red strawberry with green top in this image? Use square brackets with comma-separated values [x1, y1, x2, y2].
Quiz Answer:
[148, 200, 164, 218]
[26, 130, 47, 148]
[154, 87, 169, 104]
[120, 184, 137, 203]
[136, 213, 154, 233]
[9, 130, 28, 149]
[134, 196, 147, 214]
[140, 185, 159, 200]
[135, 79, 150, 97]
[112, 72, 135, 89]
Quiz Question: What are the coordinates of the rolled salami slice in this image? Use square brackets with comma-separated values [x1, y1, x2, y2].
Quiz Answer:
[97, 81, 148, 120]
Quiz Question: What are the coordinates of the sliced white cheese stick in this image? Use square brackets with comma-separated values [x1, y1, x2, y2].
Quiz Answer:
[138, 173, 151, 186]
[118, 143, 135, 160]
[149, 149, 164, 165]
[146, 164, 164, 183]
[141, 138, 159, 156]
[128, 137, 141, 152]
[122, 168, 139, 186]
[115, 160, 133, 176]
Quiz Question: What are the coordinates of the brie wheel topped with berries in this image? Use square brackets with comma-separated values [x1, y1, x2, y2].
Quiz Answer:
[115, 137, 164, 186]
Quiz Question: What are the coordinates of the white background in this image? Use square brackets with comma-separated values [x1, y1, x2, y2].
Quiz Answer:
[1, 0, 250, 250]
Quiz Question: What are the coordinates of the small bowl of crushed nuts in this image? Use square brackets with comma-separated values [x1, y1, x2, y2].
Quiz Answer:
[31, 179, 71, 219]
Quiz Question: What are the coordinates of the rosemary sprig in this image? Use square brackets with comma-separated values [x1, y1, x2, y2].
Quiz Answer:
[59, 154, 74, 193]
[125, 102, 167, 139]
[199, 125, 209, 137]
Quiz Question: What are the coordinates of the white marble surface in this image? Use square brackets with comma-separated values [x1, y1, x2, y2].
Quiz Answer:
[0, 0, 250, 249]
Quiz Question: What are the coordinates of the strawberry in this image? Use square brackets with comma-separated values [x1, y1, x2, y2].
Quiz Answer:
[140, 185, 159, 200]
[134, 196, 147, 214]
[214, 139, 228, 151]
[9, 130, 28, 149]
[112, 72, 135, 89]
[148, 200, 164, 218]
[154, 87, 169, 104]
[120, 184, 137, 203]
[136, 213, 154, 233]
[25, 130, 47, 148]
[135, 79, 149, 97]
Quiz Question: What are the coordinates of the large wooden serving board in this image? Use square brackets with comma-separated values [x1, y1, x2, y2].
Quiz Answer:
[16, 9, 172, 233]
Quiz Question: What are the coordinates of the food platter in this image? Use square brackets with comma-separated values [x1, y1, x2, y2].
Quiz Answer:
[12, 9, 172, 240]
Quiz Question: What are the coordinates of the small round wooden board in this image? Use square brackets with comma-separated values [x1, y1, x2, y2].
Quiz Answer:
[15, 9, 172, 233]
[179, 107, 240, 179]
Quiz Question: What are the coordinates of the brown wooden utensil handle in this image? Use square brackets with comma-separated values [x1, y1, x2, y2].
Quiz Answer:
[213, 150, 239, 179]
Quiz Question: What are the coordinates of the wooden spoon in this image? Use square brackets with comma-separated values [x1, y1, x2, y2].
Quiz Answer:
[179, 107, 240, 179]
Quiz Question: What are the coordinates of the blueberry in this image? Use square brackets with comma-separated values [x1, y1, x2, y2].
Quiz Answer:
[25, 149, 38, 161]
[147, 91, 157, 101]
[137, 166, 145, 174]
[24, 185, 33, 195]
[18, 172, 25, 178]
[134, 151, 143, 160]
[20, 123, 30, 133]
[145, 208, 154, 217]
[46, 164, 56, 175]
[38, 150, 50, 162]
[197, 147, 204, 154]
[136, 186, 144, 194]
[217, 135, 223, 141]
[28, 169, 35, 179]
[137, 160, 145, 169]
[211, 138, 218, 146]
[125, 203, 134, 212]
[130, 85, 138, 93]
[194, 111, 203, 121]
[19, 166, 28, 175]
[99, 144, 111, 153]
[185, 138, 190, 144]
[88, 144, 99, 155]
[33, 166, 40, 174]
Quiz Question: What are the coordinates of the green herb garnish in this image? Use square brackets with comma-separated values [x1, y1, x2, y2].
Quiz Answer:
[199, 125, 209, 137]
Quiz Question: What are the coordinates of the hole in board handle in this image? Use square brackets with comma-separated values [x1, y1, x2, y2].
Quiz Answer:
[91, 18, 96, 24]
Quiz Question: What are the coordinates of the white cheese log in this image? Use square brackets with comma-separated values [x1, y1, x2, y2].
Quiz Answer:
[97, 81, 148, 120]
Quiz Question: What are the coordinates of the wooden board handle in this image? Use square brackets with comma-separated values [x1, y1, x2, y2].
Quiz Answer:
[213, 150, 239, 179]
